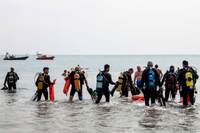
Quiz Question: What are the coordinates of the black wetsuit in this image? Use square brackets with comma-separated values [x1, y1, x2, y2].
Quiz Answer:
[69, 71, 85, 100]
[161, 71, 177, 101]
[96, 70, 116, 103]
[35, 73, 53, 101]
[177, 66, 198, 106]
[141, 67, 160, 106]
[4, 71, 19, 90]
[121, 71, 134, 97]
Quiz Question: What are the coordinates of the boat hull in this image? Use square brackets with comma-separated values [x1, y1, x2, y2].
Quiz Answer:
[36, 56, 55, 60]
[4, 56, 29, 60]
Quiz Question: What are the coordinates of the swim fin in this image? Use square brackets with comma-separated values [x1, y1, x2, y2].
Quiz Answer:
[31, 91, 38, 101]
[157, 88, 166, 106]
[87, 88, 97, 100]
[131, 85, 141, 95]
[110, 83, 119, 97]
[87, 87, 93, 95]
[1, 87, 8, 90]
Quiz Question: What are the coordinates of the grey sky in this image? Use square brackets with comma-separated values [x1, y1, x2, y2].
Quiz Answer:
[1, 0, 200, 55]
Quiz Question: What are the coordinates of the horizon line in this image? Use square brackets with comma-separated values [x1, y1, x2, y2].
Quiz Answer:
[0, 54, 200, 56]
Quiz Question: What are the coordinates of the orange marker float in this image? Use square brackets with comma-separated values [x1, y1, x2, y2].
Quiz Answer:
[63, 77, 71, 95]
[49, 79, 56, 101]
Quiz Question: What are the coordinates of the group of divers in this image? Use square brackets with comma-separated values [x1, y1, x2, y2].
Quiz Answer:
[2, 60, 199, 107]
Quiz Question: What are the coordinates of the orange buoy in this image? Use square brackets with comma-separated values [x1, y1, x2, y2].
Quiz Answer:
[132, 95, 145, 101]
[137, 98, 144, 102]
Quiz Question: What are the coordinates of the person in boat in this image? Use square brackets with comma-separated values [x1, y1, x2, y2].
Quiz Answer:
[4, 67, 19, 90]
[35, 67, 55, 101]
[161, 65, 178, 101]
[96, 64, 116, 104]
[134, 66, 143, 88]
[177, 60, 199, 106]
[65, 67, 89, 101]
[141, 61, 160, 106]
[5, 53, 9, 59]
[155, 64, 163, 80]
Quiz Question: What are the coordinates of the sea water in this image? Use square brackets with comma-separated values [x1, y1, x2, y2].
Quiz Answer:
[0, 55, 200, 133]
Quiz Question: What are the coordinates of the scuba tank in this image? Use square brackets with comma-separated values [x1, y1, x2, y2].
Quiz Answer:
[8, 72, 17, 84]
[116, 73, 124, 92]
[35, 72, 48, 90]
[37, 73, 45, 90]
[167, 73, 175, 90]
[148, 68, 155, 91]
[185, 71, 194, 89]
[96, 73, 104, 92]
[74, 72, 81, 91]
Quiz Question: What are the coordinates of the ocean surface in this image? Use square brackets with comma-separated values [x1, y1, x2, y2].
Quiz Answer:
[0, 55, 200, 133]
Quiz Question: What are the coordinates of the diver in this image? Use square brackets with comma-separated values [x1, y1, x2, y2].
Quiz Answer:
[110, 68, 138, 97]
[4, 67, 19, 90]
[96, 64, 116, 104]
[35, 67, 55, 101]
[161, 65, 177, 101]
[141, 61, 160, 106]
[121, 68, 134, 97]
[65, 66, 89, 101]
[177, 60, 199, 106]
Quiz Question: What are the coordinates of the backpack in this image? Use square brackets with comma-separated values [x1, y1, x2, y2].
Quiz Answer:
[148, 68, 155, 91]
[167, 73, 175, 90]
[185, 70, 194, 90]
[96, 73, 104, 92]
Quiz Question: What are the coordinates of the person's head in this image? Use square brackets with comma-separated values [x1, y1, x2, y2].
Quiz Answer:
[104, 64, 110, 72]
[82, 71, 85, 75]
[43, 67, 49, 74]
[169, 65, 175, 72]
[10, 67, 14, 71]
[129, 68, 134, 74]
[64, 70, 67, 73]
[177, 67, 179, 70]
[155, 64, 158, 68]
[75, 67, 80, 71]
[182, 60, 188, 67]
[147, 61, 153, 68]
[137, 66, 141, 71]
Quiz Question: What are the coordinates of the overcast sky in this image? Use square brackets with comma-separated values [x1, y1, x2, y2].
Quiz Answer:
[0, 0, 200, 55]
